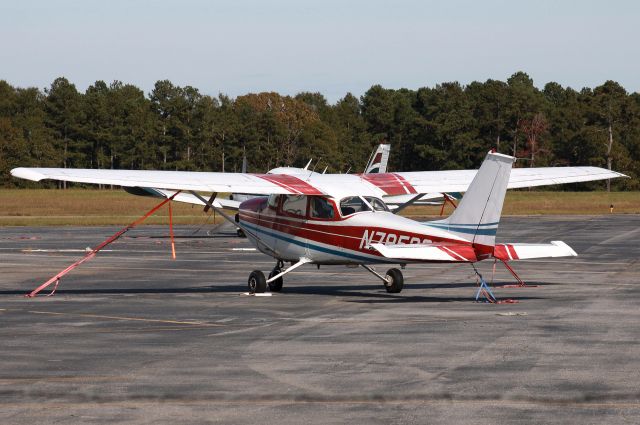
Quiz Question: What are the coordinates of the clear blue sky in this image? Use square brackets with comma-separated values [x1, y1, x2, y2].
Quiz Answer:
[1, 0, 638, 102]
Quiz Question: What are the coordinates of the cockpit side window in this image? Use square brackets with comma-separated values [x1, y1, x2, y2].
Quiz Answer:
[364, 196, 390, 212]
[281, 195, 307, 218]
[340, 196, 389, 216]
[310, 196, 335, 220]
[339, 196, 371, 216]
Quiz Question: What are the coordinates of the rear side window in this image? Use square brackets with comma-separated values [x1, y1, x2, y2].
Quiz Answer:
[267, 194, 279, 210]
[281, 195, 307, 217]
[310, 197, 335, 219]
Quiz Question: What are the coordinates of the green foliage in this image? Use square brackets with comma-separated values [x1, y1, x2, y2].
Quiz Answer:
[1, 72, 639, 189]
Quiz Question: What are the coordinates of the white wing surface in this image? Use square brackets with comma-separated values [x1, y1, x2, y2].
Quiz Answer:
[10, 168, 327, 196]
[389, 167, 626, 195]
[11, 165, 626, 198]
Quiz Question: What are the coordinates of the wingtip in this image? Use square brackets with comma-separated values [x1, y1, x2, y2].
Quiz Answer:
[10, 168, 46, 182]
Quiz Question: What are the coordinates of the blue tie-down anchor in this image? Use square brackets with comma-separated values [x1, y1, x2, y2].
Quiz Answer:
[472, 264, 518, 304]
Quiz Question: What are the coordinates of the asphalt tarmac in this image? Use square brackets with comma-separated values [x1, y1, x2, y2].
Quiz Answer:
[1, 215, 639, 424]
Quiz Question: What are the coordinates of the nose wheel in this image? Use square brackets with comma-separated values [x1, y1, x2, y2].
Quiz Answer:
[384, 268, 404, 293]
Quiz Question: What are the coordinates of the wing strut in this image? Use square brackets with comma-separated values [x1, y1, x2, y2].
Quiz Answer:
[392, 193, 424, 215]
[439, 193, 458, 216]
[187, 191, 274, 255]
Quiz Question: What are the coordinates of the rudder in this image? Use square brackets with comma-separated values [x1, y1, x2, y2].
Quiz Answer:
[430, 151, 515, 247]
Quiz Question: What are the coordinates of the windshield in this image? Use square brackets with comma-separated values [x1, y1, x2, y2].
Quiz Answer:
[339, 196, 389, 216]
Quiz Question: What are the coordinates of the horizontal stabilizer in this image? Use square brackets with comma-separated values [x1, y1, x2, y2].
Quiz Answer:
[494, 241, 577, 260]
[371, 242, 477, 262]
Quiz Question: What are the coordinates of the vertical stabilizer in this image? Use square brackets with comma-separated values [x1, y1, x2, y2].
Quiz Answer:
[432, 152, 515, 247]
[365, 144, 391, 173]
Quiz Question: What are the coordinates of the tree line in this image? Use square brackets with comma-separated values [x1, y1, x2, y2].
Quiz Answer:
[1, 72, 638, 189]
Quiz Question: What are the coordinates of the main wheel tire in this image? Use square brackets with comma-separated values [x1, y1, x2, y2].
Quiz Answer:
[268, 268, 284, 292]
[248, 270, 266, 293]
[384, 268, 404, 293]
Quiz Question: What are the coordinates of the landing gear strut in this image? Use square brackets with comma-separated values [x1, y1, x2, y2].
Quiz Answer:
[268, 261, 284, 292]
[361, 265, 404, 293]
[246, 258, 311, 294]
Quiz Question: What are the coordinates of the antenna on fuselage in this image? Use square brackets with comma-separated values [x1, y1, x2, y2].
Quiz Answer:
[303, 158, 313, 170]
[306, 157, 321, 181]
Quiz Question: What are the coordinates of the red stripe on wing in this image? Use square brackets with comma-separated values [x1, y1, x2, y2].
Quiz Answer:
[360, 173, 417, 195]
[254, 174, 324, 195]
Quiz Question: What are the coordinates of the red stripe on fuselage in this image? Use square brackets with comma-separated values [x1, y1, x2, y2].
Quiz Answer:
[360, 173, 418, 195]
[254, 174, 323, 195]
[239, 210, 473, 258]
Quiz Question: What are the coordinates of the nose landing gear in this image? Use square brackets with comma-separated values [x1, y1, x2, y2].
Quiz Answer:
[383, 268, 404, 293]
[361, 265, 404, 293]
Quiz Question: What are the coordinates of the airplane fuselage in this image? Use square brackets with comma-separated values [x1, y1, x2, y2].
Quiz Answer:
[238, 195, 482, 265]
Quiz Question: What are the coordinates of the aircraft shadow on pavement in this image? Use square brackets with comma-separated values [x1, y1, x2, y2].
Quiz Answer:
[1, 281, 546, 303]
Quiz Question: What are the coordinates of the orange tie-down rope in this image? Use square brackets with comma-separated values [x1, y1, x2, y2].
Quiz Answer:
[25, 191, 181, 298]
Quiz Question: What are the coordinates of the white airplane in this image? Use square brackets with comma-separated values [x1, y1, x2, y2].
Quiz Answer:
[228, 144, 392, 206]
[11, 152, 625, 296]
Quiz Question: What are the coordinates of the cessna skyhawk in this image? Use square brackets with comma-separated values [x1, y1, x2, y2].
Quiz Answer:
[11, 153, 625, 294]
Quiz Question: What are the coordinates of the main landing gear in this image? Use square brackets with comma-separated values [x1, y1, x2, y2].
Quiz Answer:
[248, 261, 405, 294]
[267, 261, 284, 292]
[361, 265, 404, 293]
[248, 262, 284, 294]
[248, 259, 311, 294]
[248, 270, 266, 293]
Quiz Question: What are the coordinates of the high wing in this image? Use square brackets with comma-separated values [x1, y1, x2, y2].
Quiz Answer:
[10, 168, 327, 196]
[11, 164, 626, 199]
[368, 166, 626, 196]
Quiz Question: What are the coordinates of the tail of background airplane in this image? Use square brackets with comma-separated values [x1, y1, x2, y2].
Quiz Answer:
[364, 144, 391, 173]
[429, 151, 515, 247]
